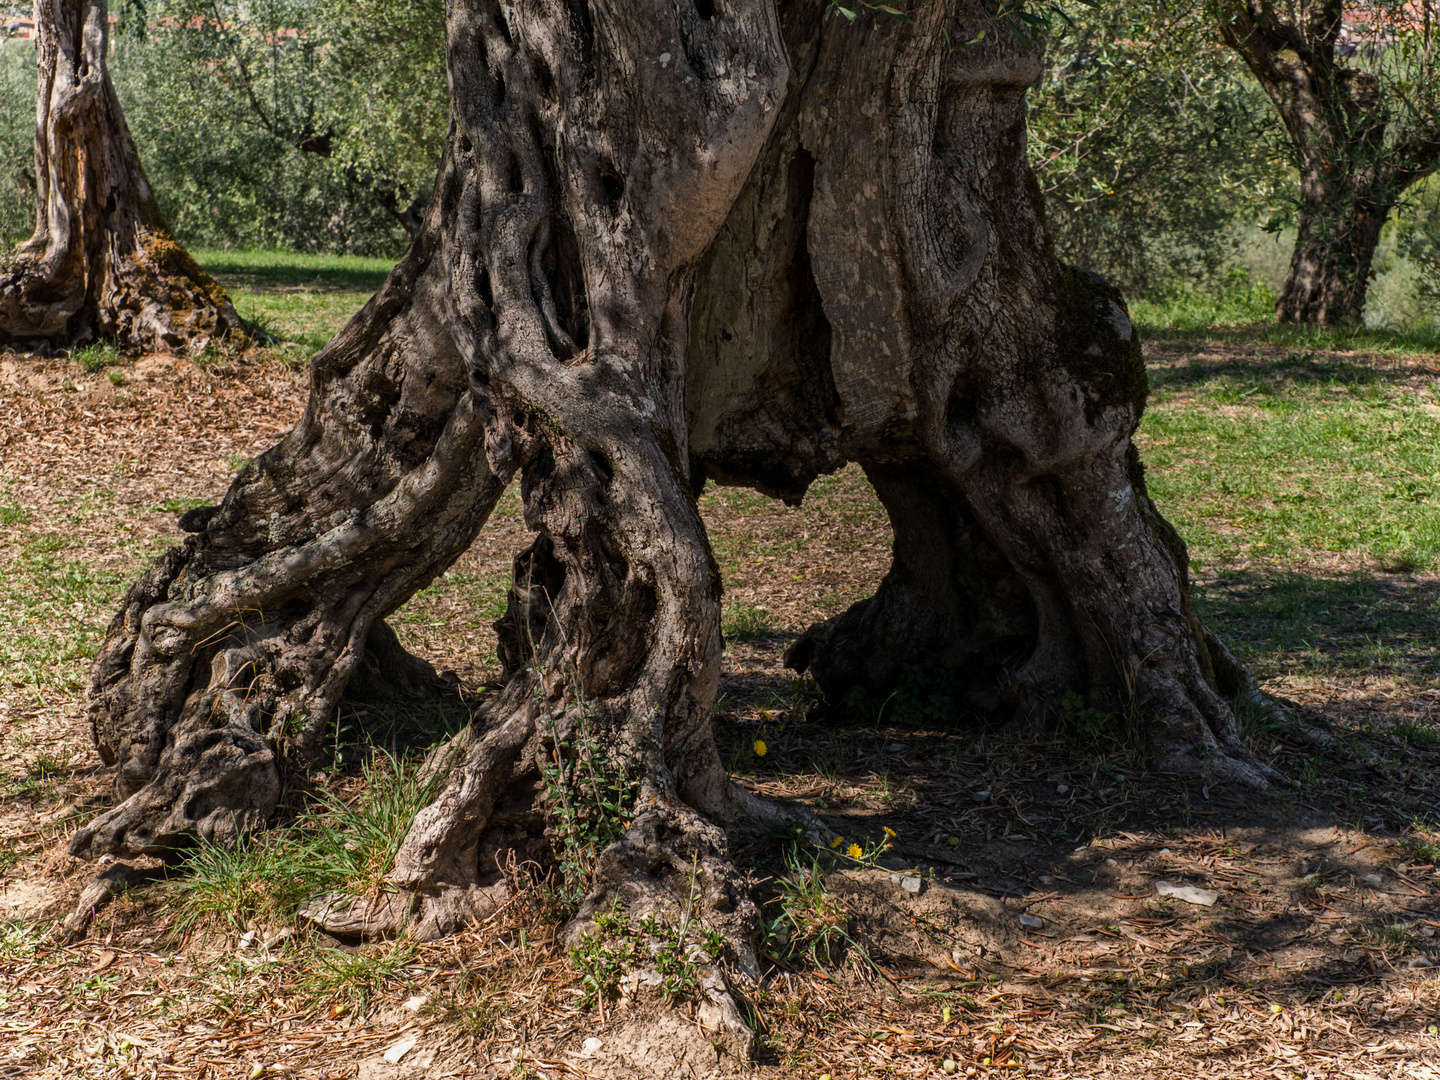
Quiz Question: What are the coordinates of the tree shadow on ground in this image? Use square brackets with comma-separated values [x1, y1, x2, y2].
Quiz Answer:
[714, 584, 1440, 1065]
[200, 255, 393, 294]
[1146, 345, 1440, 394]
[1195, 568, 1440, 706]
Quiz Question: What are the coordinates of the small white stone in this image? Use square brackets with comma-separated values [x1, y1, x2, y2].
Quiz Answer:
[1056, 784, 1068, 794]
[582, 1037, 603, 1056]
[891, 873, 922, 893]
[383, 1036, 418, 1064]
[659, 52, 672, 67]
[1017, 914, 1044, 930]
[1156, 880, 1219, 906]
[1360, 874, 1384, 889]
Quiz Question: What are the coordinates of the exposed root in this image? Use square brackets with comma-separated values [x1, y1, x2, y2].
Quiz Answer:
[70, 725, 279, 858]
[58, 861, 162, 944]
[302, 712, 537, 941]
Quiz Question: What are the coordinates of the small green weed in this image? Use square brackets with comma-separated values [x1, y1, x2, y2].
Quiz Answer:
[1364, 919, 1419, 948]
[540, 720, 637, 909]
[70, 341, 121, 373]
[722, 601, 778, 642]
[570, 905, 721, 1008]
[1059, 690, 1122, 741]
[298, 940, 420, 1016]
[763, 847, 851, 969]
[0, 503, 28, 526]
[27, 753, 66, 780]
[1392, 720, 1440, 747]
[1402, 823, 1440, 864]
[0, 919, 46, 960]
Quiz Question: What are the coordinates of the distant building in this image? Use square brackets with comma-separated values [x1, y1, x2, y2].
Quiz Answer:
[2, 15, 34, 40]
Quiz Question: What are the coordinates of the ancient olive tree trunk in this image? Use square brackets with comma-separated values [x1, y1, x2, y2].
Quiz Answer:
[80, 3, 1280, 1025]
[687, 4, 1281, 788]
[1218, 0, 1440, 325]
[71, 178, 509, 856]
[0, 0, 243, 351]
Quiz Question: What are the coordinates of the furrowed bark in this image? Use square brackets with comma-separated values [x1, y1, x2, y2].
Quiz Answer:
[691, 4, 1282, 785]
[72, 170, 509, 857]
[0, 0, 245, 351]
[306, 8, 789, 1011]
[80, 6, 1286, 1039]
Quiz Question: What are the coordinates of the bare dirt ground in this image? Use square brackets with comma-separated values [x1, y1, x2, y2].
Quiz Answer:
[2, 343, 1439, 1080]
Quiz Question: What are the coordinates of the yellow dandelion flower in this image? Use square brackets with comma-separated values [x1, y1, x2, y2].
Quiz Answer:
[847, 843, 863, 859]
[829, 836, 844, 849]
[753, 739, 767, 757]
[883, 826, 897, 838]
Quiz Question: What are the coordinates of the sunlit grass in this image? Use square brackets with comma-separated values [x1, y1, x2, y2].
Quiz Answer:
[193, 248, 395, 352]
[1138, 358, 1440, 571]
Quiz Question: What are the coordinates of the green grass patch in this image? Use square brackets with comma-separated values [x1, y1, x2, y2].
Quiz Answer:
[1138, 353, 1440, 571]
[193, 248, 395, 353]
[69, 341, 122, 372]
[1131, 271, 1440, 354]
[400, 569, 511, 628]
[153, 497, 212, 514]
[723, 601, 778, 642]
[166, 749, 440, 935]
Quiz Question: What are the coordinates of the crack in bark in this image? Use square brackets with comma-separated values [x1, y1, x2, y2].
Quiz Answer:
[79, 6, 1292, 1020]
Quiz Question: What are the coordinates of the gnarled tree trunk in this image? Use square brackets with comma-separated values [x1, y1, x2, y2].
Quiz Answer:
[72, 180, 508, 856]
[78, 3, 1283, 1043]
[0, 0, 244, 351]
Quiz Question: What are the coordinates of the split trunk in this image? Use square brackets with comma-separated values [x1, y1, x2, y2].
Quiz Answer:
[76, 1, 1282, 1034]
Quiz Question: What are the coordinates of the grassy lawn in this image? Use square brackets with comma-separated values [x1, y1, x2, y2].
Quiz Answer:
[2, 260, 1438, 1078]
[193, 248, 395, 352]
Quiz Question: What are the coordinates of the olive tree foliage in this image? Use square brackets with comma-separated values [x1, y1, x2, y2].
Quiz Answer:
[1028, 0, 1294, 296]
[106, 0, 446, 255]
[0, 38, 37, 248]
[1215, 0, 1440, 324]
[1399, 177, 1440, 307]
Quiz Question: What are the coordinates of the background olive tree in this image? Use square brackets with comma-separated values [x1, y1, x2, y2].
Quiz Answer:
[1029, 0, 1294, 297]
[0, 33, 37, 249]
[104, 0, 446, 255]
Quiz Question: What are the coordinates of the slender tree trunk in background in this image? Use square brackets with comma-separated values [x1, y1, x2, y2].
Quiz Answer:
[0, 0, 243, 351]
[78, 4, 1282, 1044]
[1277, 161, 1391, 325]
[1217, 0, 1440, 326]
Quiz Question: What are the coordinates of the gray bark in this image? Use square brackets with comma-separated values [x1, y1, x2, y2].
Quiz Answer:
[78, 4, 1280, 1027]
[0, 0, 244, 351]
